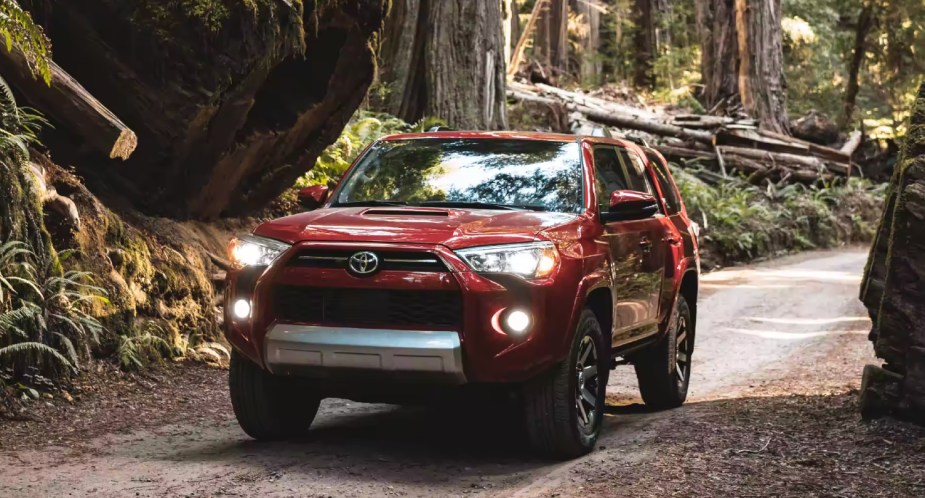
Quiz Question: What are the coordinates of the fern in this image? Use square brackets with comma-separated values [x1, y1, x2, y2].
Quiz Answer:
[117, 332, 172, 371]
[0, 341, 74, 373]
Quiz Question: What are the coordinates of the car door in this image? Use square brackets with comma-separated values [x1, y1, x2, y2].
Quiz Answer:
[616, 147, 667, 332]
[592, 144, 659, 347]
[646, 149, 695, 324]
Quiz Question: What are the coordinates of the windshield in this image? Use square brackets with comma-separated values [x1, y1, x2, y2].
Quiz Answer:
[333, 138, 584, 213]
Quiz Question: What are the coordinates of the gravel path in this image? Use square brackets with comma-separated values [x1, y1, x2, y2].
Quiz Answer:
[6, 248, 921, 498]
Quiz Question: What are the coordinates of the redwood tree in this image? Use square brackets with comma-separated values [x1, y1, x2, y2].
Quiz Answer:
[378, 0, 508, 130]
[23, 0, 389, 220]
[535, 0, 570, 72]
[696, 0, 789, 133]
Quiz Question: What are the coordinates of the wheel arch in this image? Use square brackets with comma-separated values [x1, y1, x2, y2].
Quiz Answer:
[679, 269, 698, 348]
[584, 287, 614, 344]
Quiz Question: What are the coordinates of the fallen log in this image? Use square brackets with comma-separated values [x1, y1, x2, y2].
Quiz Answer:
[756, 128, 852, 163]
[508, 87, 712, 142]
[508, 0, 547, 77]
[716, 145, 851, 176]
[655, 144, 835, 184]
[578, 106, 713, 144]
[840, 130, 864, 157]
[0, 46, 137, 160]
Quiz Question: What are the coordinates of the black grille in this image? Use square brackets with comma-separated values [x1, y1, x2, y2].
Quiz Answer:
[287, 249, 447, 272]
[273, 286, 462, 328]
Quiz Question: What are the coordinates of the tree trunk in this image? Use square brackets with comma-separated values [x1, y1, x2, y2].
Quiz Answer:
[379, 0, 428, 122]
[841, 0, 875, 130]
[379, 0, 508, 130]
[22, 0, 388, 220]
[860, 82, 925, 423]
[574, 0, 602, 85]
[535, 0, 569, 71]
[696, 0, 788, 133]
[503, 0, 516, 64]
[633, 0, 656, 88]
[696, 0, 739, 110]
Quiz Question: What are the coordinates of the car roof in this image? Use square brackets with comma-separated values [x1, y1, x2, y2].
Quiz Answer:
[379, 130, 581, 143]
[376, 131, 650, 161]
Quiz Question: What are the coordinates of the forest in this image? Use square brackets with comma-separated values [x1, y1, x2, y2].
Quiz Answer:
[0, 0, 924, 496]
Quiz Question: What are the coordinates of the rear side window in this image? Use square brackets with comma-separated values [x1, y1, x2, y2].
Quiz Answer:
[615, 148, 653, 194]
[645, 150, 682, 215]
[592, 146, 631, 212]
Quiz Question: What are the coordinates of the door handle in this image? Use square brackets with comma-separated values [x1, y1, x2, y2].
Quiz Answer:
[664, 235, 682, 246]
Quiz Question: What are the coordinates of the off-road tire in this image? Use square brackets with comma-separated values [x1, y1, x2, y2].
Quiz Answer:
[523, 309, 608, 459]
[229, 350, 321, 440]
[634, 295, 693, 410]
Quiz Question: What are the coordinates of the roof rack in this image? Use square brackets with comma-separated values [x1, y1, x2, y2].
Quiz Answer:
[622, 135, 651, 148]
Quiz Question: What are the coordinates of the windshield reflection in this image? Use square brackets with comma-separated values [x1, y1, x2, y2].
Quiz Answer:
[334, 139, 583, 213]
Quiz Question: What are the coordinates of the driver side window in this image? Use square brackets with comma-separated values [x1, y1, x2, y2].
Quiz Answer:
[592, 145, 632, 213]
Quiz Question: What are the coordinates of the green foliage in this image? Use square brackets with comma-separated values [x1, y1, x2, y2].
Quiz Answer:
[0, 241, 107, 377]
[298, 110, 445, 187]
[672, 165, 885, 266]
[117, 328, 172, 371]
[0, 0, 51, 84]
[783, 0, 923, 134]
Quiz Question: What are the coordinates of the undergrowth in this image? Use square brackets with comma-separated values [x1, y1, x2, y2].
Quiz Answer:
[672, 166, 887, 267]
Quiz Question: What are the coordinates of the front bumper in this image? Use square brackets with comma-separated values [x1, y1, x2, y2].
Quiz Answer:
[224, 241, 584, 384]
[264, 324, 466, 384]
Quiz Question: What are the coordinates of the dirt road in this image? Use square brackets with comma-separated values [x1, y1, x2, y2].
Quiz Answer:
[5, 248, 919, 497]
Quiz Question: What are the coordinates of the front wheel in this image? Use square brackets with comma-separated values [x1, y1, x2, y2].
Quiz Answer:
[634, 295, 693, 410]
[229, 350, 321, 440]
[523, 309, 608, 459]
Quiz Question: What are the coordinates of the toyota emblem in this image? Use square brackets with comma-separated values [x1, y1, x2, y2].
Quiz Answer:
[348, 251, 380, 275]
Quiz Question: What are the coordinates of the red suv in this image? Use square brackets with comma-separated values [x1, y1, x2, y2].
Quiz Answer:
[224, 131, 699, 458]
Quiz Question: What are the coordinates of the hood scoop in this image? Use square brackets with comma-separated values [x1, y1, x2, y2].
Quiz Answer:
[363, 208, 450, 217]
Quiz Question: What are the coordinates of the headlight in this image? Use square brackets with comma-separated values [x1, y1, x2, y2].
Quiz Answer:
[455, 241, 559, 280]
[227, 235, 291, 268]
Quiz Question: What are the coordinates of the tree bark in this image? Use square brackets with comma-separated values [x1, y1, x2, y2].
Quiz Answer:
[633, 0, 656, 88]
[696, 0, 788, 133]
[26, 0, 389, 220]
[535, 0, 569, 71]
[841, 0, 875, 129]
[574, 0, 602, 85]
[696, 0, 739, 110]
[379, 0, 428, 122]
[860, 82, 925, 422]
[425, 0, 508, 130]
[378, 0, 508, 130]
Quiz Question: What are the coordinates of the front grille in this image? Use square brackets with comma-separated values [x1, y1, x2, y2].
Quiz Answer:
[287, 249, 448, 272]
[273, 286, 462, 329]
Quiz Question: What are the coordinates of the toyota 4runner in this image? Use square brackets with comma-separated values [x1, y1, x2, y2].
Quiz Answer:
[224, 131, 700, 458]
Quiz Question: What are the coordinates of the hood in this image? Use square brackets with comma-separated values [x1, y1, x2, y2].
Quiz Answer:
[254, 207, 579, 249]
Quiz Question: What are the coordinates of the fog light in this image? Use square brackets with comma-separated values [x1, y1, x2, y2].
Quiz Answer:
[505, 309, 532, 335]
[233, 299, 251, 319]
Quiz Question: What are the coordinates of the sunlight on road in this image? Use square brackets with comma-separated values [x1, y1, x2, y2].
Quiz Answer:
[744, 316, 869, 325]
[724, 327, 869, 340]
[703, 268, 862, 284]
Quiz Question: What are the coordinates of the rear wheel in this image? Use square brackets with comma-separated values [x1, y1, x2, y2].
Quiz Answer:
[523, 309, 608, 459]
[634, 295, 693, 410]
[229, 350, 321, 440]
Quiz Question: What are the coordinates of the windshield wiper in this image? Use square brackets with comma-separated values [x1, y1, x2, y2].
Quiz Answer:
[334, 200, 410, 207]
[414, 201, 547, 212]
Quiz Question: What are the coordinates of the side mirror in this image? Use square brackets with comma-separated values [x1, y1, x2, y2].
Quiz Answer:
[601, 190, 659, 223]
[297, 185, 330, 211]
